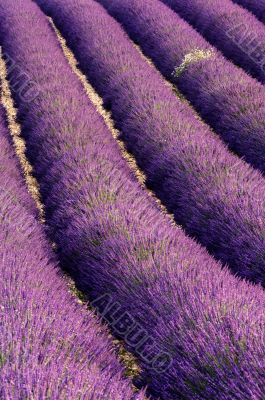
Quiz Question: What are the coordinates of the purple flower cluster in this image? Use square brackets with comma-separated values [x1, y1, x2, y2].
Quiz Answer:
[35, 0, 265, 287]
[233, 0, 265, 24]
[1, 0, 264, 398]
[97, 0, 265, 174]
[161, 0, 265, 83]
[0, 104, 140, 398]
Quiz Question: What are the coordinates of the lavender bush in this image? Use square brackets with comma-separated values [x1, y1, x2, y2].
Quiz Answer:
[34, 0, 265, 287]
[97, 0, 265, 174]
[0, 104, 141, 399]
[232, 0, 265, 24]
[1, 1, 265, 398]
[161, 0, 265, 83]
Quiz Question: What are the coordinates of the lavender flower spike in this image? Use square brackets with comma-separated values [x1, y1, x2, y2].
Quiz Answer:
[1, 1, 265, 398]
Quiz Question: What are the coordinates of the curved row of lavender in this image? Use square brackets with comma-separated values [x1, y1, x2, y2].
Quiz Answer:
[161, 0, 265, 84]
[0, 104, 141, 399]
[35, 0, 265, 286]
[97, 0, 265, 174]
[232, 0, 265, 23]
[1, 1, 265, 399]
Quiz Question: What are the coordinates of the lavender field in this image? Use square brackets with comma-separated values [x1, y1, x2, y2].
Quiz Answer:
[0, 0, 264, 399]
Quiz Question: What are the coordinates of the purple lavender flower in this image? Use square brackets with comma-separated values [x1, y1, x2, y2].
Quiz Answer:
[1, 1, 265, 398]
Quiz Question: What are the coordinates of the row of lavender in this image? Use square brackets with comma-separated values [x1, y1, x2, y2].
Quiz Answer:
[1, 0, 265, 399]
[161, 0, 265, 84]
[0, 103, 140, 398]
[36, 0, 265, 287]
[233, 0, 265, 24]
[97, 0, 265, 174]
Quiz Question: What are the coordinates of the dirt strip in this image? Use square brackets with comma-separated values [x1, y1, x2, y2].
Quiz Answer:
[0, 48, 44, 219]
